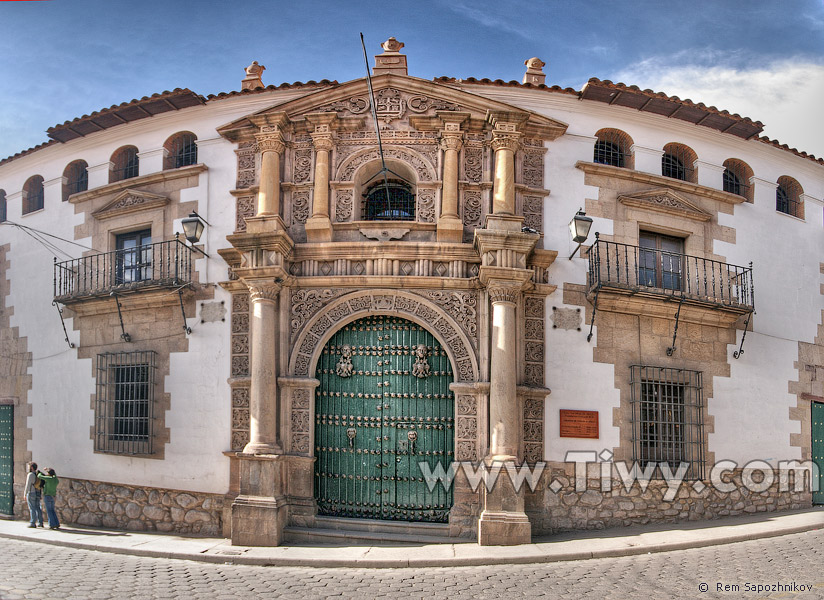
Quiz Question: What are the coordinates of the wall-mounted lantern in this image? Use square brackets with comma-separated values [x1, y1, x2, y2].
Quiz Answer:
[568, 208, 593, 259]
[179, 211, 209, 257]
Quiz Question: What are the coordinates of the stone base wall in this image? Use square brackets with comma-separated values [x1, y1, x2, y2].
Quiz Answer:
[20, 478, 223, 536]
[526, 464, 812, 535]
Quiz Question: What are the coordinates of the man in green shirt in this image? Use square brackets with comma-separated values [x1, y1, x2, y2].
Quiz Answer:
[37, 468, 59, 530]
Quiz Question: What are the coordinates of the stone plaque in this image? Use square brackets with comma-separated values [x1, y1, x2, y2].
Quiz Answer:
[559, 409, 599, 439]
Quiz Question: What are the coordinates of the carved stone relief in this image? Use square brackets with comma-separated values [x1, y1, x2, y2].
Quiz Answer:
[337, 147, 435, 182]
[293, 148, 312, 184]
[235, 141, 256, 190]
[523, 397, 544, 464]
[291, 190, 310, 225]
[235, 195, 255, 232]
[523, 295, 545, 387]
[462, 190, 483, 243]
[463, 146, 483, 183]
[290, 388, 312, 454]
[455, 395, 479, 461]
[290, 291, 477, 382]
[522, 150, 544, 188]
[335, 189, 353, 222]
[522, 195, 543, 234]
[417, 189, 436, 223]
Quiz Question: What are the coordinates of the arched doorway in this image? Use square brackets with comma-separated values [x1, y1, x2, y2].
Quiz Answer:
[314, 315, 454, 523]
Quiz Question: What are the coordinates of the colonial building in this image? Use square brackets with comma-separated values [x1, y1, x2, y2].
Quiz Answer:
[1, 40, 822, 546]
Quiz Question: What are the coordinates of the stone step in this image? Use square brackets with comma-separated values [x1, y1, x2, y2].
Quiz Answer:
[282, 525, 464, 546]
[314, 515, 451, 536]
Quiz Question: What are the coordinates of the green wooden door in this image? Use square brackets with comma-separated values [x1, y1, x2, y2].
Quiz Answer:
[314, 315, 454, 522]
[813, 403, 824, 504]
[0, 406, 13, 516]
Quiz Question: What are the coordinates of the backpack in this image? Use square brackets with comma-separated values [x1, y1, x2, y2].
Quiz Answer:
[33, 475, 44, 492]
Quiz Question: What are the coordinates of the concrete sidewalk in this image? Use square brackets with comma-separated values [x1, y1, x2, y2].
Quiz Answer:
[1, 508, 822, 568]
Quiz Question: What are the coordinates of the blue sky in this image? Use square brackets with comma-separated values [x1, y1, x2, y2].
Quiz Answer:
[1, 0, 822, 161]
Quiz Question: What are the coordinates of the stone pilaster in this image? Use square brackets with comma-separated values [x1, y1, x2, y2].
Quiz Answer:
[243, 281, 283, 455]
[487, 114, 524, 233]
[304, 113, 337, 242]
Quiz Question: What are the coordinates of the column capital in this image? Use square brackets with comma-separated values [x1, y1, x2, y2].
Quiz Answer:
[491, 131, 521, 153]
[440, 134, 463, 153]
[255, 132, 285, 154]
[311, 133, 335, 152]
[487, 285, 520, 305]
[247, 281, 282, 302]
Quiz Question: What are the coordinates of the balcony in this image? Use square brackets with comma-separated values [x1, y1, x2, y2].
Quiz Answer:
[587, 238, 754, 316]
[54, 238, 194, 302]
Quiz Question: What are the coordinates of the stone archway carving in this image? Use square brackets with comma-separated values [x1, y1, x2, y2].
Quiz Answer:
[289, 289, 479, 383]
[336, 146, 437, 183]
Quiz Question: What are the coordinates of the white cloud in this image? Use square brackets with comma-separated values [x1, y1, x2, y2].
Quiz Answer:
[616, 57, 824, 159]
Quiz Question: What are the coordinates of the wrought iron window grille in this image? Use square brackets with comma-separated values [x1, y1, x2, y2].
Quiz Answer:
[722, 168, 749, 199]
[362, 180, 415, 221]
[776, 178, 803, 218]
[630, 365, 704, 480]
[593, 140, 626, 168]
[95, 350, 156, 455]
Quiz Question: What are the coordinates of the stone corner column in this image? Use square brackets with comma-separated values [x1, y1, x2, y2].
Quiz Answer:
[229, 454, 289, 546]
[243, 281, 283, 455]
[304, 132, 334, 242]
[477, 270, 534, 546]
[250, 128, 287, 233]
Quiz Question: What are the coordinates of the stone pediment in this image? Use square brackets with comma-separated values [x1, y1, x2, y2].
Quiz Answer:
[92, 189, 169, 220]
[217, 74, 568, 141]
[618, 189, 712, 222]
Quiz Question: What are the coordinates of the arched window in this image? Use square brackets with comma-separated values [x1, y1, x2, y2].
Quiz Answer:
[593, 129, 633, 169]
[661, 143, 697, 183]
[63, 160, 88, 201]
[110, 146, 139, 183]
[0, 190, 6, 222]
[776, 176, 804, 219]
[722, 159, 753, 202]
[22, 175, 44, 214]
[163, 132, 198, 170]
[362, 180, 415, 221]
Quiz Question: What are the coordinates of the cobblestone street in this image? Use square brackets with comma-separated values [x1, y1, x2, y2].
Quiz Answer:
[2, 530, 824, 599]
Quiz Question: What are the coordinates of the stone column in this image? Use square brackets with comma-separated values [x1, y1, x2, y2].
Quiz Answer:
[244, 282, 282, 455]
[255, 129, 285, 218]
[304, 134, 334, 242]
[437, 132, 464, 242]
[488, 285, 519, 459]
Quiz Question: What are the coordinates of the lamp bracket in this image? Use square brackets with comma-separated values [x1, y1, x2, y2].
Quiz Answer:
[178, 288, 192, 335]
[110, 293, 131, 343]
[666, 295, 686, 357]
[52, 300, 75, 349]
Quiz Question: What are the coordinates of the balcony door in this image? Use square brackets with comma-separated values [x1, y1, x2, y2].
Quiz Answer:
[639, 232, 683, 292]
[115, 229, 152, 285]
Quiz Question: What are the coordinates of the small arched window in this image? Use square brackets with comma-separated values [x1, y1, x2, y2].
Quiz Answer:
[22, 175, 45, 214]
[362, 180, 415, 221]
[0, 190, 6, 222]
[63, 160, 88, 201]
[110, 146, 139, 183]
[661, 143, 697, 183]
[593, 129, 633, 169]
[776, 176, 804, 219]
[722, 159, 753, 202]
[163, 132, 198, 170]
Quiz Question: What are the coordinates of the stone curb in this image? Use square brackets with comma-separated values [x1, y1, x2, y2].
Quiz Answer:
[0, 515, 822, 568]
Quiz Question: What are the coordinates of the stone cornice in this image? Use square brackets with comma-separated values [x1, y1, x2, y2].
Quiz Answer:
[478, 265, 534, 292]
[69, 164, 207, 204]
[291, 241, 479, 263]
[226, 229, 295, 256]
[576, 161, 745, 205]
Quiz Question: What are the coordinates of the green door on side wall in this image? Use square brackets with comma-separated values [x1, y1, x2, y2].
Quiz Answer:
[0, 405, 13, 516]
[314, 315, 454, 523]
[813, 403, 824, 504]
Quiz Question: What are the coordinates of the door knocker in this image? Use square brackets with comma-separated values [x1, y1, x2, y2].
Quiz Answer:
[407, 430, 418, 455]
[347, 427, 357, 448]
[411, 344, 431, 379]
[336, 344, 354, 378]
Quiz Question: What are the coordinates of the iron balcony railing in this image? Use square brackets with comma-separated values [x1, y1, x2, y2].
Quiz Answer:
[588, 238, 754, 311]
[54, 238, 193, 301]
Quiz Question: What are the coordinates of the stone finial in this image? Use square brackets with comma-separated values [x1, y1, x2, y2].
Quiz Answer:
[523, 57, 546, 85]
[242, 61, 266, 91]
[373, 36, 408, 76]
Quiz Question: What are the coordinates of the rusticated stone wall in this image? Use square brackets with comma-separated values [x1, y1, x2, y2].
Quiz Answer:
[526, 464, 811, 535]
[21, 478, 223, 535]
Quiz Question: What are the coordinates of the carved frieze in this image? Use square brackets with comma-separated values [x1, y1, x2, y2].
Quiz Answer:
[290, 289, 345, 341]
[618, 188, 712, 221]
[337, 147, 435, 182]
[425, 291, 478, 344]
[92, 189, 169, 220]
[317, 88, 459, 122]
